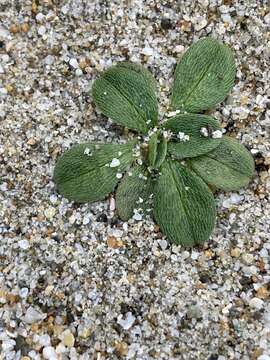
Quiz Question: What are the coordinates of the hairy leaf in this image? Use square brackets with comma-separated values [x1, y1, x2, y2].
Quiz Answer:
[188, 136, 255, 191]
[164, 113, 222, 159]
[154, 160, 216, 246]
[148, 132, 168, 168]
[148, 132, 158, 167]
[116, 165, 153, 221]
[92, 62, 158, 134]
[54, 142, 136, 203]
[154, 136, 167, 168]
[171, 38, 236, 113]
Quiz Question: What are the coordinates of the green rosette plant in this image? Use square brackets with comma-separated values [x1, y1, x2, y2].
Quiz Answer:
[54, 38, 255, 247]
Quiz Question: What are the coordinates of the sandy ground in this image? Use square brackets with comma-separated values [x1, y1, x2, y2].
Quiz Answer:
[0, 1, 270, 359]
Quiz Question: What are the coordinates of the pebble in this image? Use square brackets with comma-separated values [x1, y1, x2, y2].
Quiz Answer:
[19, 287, 29, 298]
[24, 307, 46, 324]
[43, 346, 57, 360]
[133, 212, 142, 221]
[61, 329, 75, 348]
[142, 47, 154, 56]
[241, 253, 254, 265]
[249, 297, 264, 310]
[107, 236, 124, 249]
[117, 312, 135, 330]
[75, 68, 83, 77]
[158, 239, 168, 250]
[39, 334, 51, 347]
[36, 13, 45, 22]
[44, 207, 56, 220]
[109, 197, 116, 211]
[82, 214, 90, 225]
[18, 239, 30, 250]
[110, 158, 120, 167]
[258, 355, 270, 360]
[194, 17, 208, 31]
[69, 58, 79, 69]
[2, 339, 16, 351]
[174, 45, 185, 53]
[231, 248, 241, 258]
[37, 25, 46, 36]
[264, 12, 270, 25]
[187, 305, 202, 319]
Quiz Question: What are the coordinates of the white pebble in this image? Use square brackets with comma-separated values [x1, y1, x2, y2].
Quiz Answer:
[49, 194, 58, 204]
[0, 182, 8, 191]
[200, 127, 208, 137]
[177, 132, 189, 142]
[109, 197, 116, 211]
[166, 110, 180, 117]
[221, 14, 232, 23]
[84, 147, 92, 156]
[133, 212, 142, 221]
[116, 173, 123, 179]
[82, 215, 90, 225]
[258, 356, 270, 360]
[174, 45, 185, 53]
[61, 5, 69, 14]
[69, 58, 79, 69]
[18, 239, 30, 250]
[230, 193, 242, 204]
[24, 307, 46, 324]
[265, 12, 270, 25]
[43, 346, 57, 360]
[39, 334, 51, 347]
[158, 239, 168, 250]
[19, 288, 29, 298]
[36, 13, 45, 22]
[37, 25, 46, 36]
[194, 17, 208, 31]
[75, 68, 83, 77]
[110, 158, 120, 167]
[117, 312, 135, 330]
[142, 47, 153, 56]
[249, 297, 264, 310]
[191, 251, 199, 260]
[44, 207, 56, 220]
[2, 339, 16, 351]
[242, 253, 254, 265]
[212, 130, 223, 139]
[0, 87, 8, 95]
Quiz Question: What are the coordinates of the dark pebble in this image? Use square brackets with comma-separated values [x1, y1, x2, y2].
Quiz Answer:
[199, 271, 211, 283]
[15, 335, 30, 355]
[161, 18, 173, 30]
[208, 355, 219, 360]
[97, 213, 108, 222]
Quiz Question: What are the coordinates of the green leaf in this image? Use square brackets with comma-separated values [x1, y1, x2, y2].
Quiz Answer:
[148, 131, 168, 168]
[116, 165, 153, 221]
[154, 136, 167, 168]
[153, 160, 216, 246]
[188, 136, 255, 191]
[164, 113, 222, 159]
[148, 132, 158, 167]
[54, 141, 136, 203]
[171, 38, 236, 113]
[92, 62, 158, 134]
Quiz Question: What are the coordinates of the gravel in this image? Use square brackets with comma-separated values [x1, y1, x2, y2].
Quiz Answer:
[0, 0, 270, 359]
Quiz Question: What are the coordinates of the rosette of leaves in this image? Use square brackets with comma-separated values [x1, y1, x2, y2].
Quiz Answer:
[54, 38, 254, 247]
